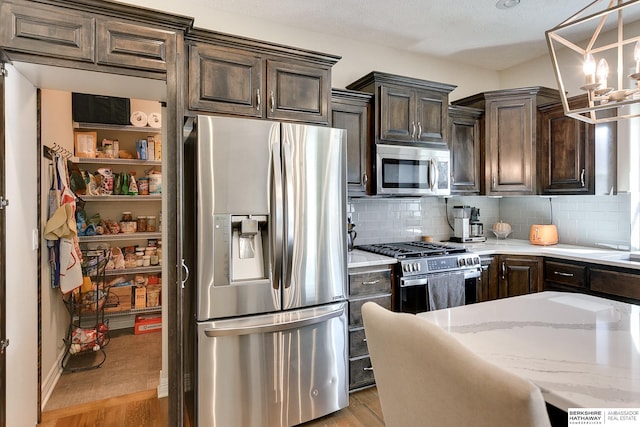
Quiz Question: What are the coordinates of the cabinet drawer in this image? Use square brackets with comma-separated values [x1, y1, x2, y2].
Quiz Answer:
[349, 356, 375, 390]
[544, 261, 586, 288]
[97, 19, 174, 72]
[590, 268, 640, 302]
[0, 2, 95, 62]
[349, 327, 368, 358]
[349, 294, 391, 327]
[349, 268, 392, 297]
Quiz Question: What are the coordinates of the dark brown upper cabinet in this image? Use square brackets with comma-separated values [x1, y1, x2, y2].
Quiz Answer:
[346, 72, 455, 148]
[449, 105, 483, 194]
[331, 89, 372, 196]
[187, 31, 338, 125]
[538, 95, 616, 195]
[0, 0, 185, 78]
[453, 87, 560, 195]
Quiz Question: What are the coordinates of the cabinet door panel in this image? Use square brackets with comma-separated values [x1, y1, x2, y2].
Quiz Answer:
[379, 85, 413, 142]
[97, 19, 173, 72]
[450, 108, 481, 193]
[499, 256, 541, 298]
[488, 98, 534, 193]
[188, 44, 263, 116]
[415, 90, 447, 145]
[332, 97, 370, 194]
[0, 2, 94, 61]
[266, 60, 330, 124]
[539, 102, 592, 194]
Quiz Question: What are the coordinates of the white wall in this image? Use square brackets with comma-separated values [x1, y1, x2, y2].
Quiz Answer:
[39, 90, 74, 408]
[119, 0, 500, 100]
[5, 64, 38, 426]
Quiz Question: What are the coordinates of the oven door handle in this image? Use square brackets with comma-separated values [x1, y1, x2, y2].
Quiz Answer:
[400, 269, 481, 287]
[400, 277, 429, 287]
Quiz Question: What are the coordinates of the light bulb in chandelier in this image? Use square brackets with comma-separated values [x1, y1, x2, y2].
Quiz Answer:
[583, 53, 596, 85]
[597, 58, 609, 89]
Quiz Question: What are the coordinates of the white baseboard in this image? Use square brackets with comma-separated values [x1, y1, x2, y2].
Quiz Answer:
[41, 348, 65, 411]
[157, 370, 169, 398]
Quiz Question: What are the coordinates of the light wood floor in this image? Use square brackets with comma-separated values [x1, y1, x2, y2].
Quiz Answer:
[38, 387, 384, 427]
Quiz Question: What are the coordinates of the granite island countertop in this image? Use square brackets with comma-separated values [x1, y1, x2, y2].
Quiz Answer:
[418, 291, 640, 410]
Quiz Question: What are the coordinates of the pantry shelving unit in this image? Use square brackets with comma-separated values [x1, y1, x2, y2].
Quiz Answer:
[72, 121, 163, 329]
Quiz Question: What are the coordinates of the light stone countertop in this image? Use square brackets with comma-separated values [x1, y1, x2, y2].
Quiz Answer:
[347, 239, 640, 270]
[418, 291, 640, 411]
[347, 249, 397, 269]
[456, 238, 640, 270]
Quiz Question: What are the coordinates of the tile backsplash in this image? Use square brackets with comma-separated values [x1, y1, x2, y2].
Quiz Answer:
[348, 193, 631, 250]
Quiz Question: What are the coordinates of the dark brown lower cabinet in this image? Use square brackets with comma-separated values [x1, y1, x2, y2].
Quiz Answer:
[498, 255, 543, 298]
[590, 268, 640, 303]
[347, 265, 392, 391]
[478, 256, 499, 302]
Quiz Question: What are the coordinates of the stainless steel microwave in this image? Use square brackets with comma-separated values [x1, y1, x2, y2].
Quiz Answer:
[375, 144, 451, 196]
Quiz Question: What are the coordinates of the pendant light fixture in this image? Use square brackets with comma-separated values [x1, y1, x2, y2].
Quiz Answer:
[546, 0, 640, 123]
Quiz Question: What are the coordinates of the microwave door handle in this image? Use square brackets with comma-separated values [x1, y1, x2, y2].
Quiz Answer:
[271, 134, 283, 292]
[429, 159, 437, 191]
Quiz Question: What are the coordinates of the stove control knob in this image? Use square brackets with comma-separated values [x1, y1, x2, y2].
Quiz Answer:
[416, 263, 421, 272]
[458, 258, 465, 267]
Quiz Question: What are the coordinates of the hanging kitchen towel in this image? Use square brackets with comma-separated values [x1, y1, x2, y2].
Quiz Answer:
[427, 272, 466, 310]
[58, 237, 83, 294]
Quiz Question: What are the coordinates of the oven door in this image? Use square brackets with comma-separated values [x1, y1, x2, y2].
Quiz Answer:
[396, 270, 480, 313]
[376, 144, 450, 196]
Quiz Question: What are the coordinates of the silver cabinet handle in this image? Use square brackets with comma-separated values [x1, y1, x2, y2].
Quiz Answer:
[363, 337, 367, 342]
[501, 261, 506, 280]
[256, 88, 261, 110]
[361, 280, 380, 285]
[363, 367, 374, 371]
[181, 259, 190, 290]
[554, 271, 574, 277]
[363, 173, 368, 188]
[493, 175, 497, 189]
[411, 121, 416, 139]
[270, 91, 275, 113]
[580, 168, 585, 187]
[417, 121, 422, 139]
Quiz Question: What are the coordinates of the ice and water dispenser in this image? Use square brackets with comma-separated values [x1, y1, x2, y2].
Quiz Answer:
[229, 215, 268, 282]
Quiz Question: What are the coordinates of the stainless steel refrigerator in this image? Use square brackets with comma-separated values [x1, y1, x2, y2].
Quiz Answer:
[193, 115, 348, 427]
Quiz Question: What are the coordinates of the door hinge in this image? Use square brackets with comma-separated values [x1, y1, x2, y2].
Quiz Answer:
[0, 63, 7, 77]
[0, 196, 8, 210]
[0, 338, 9, 355]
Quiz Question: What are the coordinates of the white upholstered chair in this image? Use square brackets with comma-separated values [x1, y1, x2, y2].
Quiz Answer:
[361, 302, 552, 427]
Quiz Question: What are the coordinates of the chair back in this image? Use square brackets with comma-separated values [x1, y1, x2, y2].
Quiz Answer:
[361, 302, 552, 427]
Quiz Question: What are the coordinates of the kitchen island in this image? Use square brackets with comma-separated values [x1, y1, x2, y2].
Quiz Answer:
[417, 291, 640, 411]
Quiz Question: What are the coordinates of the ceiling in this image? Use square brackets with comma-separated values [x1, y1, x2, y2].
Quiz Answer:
[205, 0, 590, 71]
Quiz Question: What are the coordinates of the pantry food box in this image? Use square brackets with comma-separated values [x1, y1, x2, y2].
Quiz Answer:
[134, 313, 162, 335]
[104, 285, 132, 313]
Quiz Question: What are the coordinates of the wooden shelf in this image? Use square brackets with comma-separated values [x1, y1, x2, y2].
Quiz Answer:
[72, 157, 161, 166]
[104, 266, 162, 276]
[74, 122, 161, 133]
[80, 194, 161, 202]
[79, 232, 161, 243]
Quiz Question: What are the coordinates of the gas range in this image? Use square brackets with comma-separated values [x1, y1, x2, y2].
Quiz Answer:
[357, 241, 481, 278]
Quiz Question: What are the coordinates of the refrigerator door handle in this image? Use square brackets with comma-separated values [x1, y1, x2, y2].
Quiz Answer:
[281, 139, 295, 289]
[203, 305, 345, 337]
[271, 134, 284, 291]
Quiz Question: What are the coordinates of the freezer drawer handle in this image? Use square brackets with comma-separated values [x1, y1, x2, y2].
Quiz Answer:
[204, 306, 344, 337]
[363, 366, 373, 371]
